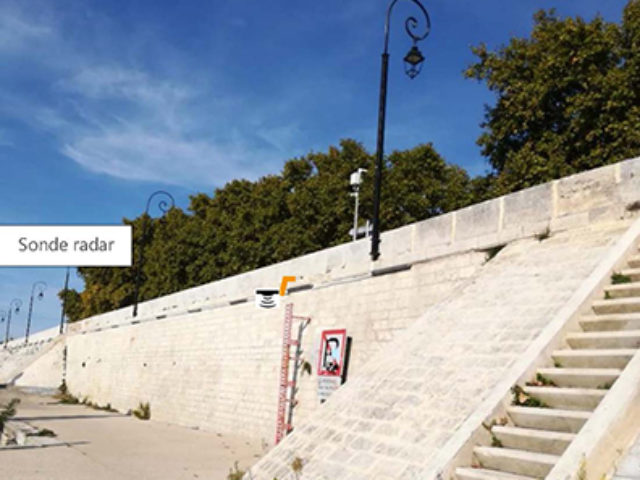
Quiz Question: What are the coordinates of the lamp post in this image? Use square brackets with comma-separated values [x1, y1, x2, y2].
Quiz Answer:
[59, 267, 70, 335]
[370, 0, 431, 260]
[132, 191, 175, 317]
[25, 281, 46, 344]
[4, 299, 22, 348]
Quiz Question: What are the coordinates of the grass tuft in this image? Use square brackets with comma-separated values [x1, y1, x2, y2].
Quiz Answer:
[611, 272, 632, 284]
[132, 402, 150, 420]
[227, 461, 245, 480]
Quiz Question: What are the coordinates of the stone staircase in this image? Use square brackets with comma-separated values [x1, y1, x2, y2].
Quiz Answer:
[455, 251, 640, 480]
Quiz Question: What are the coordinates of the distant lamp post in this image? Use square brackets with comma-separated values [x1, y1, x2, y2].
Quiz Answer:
[4, 298, 22, 348]
[350, 168, 367, 241]
[59, 267, 70, 335]
[132, 191, 175, 317]
[25, 281, 46, 344]
[370, 0, 431, 260]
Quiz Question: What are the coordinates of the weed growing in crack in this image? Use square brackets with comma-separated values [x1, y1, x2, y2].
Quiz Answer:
[0, 398, 20, 432]
[227, 461, 245, 480]
[133, 402, 150, 420]
[511, 385, 549, 408]
[481, 417, 508, 448]
[525, 373, 557, 387]
[611, 272, 632, 284]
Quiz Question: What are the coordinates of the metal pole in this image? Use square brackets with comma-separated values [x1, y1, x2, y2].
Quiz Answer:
[4, 299, 21, 348]
[353, 187, 360, 241]
[59, 267, 70, 334]
[132, 215, 148, 318]
[286, 316, 310, 434]
[25, 282, 46, 344]
[25, 293, 34, 344]
[371, 51, 389, 261]
[132, 190, 175, 318]
[370, 0, 430, 261]
[4, 308, 11, 348]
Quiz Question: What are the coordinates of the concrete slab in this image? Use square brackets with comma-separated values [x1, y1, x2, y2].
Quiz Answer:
[0, 388, 263, 480]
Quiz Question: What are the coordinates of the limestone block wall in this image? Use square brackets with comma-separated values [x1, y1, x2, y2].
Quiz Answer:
[248, 221, 632, 480]
[65, 250, 486, 442]
[0, 326, 59, 385]
[15, 339, 65, 389]
[12, 157, 640, 448]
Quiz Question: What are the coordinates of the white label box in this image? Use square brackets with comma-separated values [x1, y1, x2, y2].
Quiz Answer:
[0, 225, 132, 266]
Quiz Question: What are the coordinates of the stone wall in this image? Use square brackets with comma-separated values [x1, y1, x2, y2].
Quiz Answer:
[248, 221, 632, 480]
[0, 326, 59, 385]
[11, 157, 640, 450]
[65, 250, 486, 442]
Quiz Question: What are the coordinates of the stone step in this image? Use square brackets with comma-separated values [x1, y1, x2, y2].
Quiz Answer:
[620, 268, 640, 282]
[566, 330, 640, 349]
[522, 386, 606, 411]
[580, 314, 640, 332]
[604, 282, 640, 299]
[492, 426, 575, 455]
[628, 255, 640, 268]
[455, 467, 538, 480]
[536, 367, 620, 389]
[507, 406, 590, 433]
[473, 447, 559, 477]
[592, 298, 640, 314]
[552, 349, 636, 369]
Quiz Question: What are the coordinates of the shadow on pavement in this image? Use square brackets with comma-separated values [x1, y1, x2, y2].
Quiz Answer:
[15, 414, 125, 421]
[0, 441, 91, 451]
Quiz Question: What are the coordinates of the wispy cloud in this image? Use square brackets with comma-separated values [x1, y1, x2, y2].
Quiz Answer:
[0, 3, 304, 188]
[0, 5, 52, 54]
[58, 66, 193, 106]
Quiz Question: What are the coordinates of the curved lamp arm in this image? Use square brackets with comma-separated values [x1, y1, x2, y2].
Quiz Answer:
[384, 0, 431, 53]
[10, 298, 22, 313]
[144, 190, 175, 217]
[32, 281, 47, 299]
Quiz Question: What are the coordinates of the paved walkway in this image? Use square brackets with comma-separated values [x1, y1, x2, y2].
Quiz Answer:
[0, 388, 263, 480]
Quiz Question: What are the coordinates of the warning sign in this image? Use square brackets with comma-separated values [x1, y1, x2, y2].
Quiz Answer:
[317, 329, 347, 377]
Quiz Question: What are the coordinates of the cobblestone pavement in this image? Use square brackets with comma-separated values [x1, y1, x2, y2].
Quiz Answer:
[0, 388, 263, 480]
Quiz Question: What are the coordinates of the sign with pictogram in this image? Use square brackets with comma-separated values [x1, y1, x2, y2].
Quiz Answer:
[317, 329, 347, 377]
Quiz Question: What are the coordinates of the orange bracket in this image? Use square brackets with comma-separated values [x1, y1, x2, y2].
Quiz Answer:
[280, 276, 296, 296]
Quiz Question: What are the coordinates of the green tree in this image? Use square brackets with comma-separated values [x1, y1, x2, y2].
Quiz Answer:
[466, 1, 640, 193]
[382, 143, 472, 228]
[58, 288, 83, 323]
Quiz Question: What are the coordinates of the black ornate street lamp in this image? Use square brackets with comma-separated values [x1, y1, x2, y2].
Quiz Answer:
[25, 281, 46, 344]
[4, 298, 22, 347]
[59, 267, 70, 335]
[370, 0, 431, 260]
[132, 191, 175, 317]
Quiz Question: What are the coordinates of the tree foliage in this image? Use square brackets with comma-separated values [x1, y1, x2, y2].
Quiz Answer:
[63, 140, 475, 321]
[466, 1, 640, 193]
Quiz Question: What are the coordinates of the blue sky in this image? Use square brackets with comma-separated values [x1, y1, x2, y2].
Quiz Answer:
[0, 0, 628, 336]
